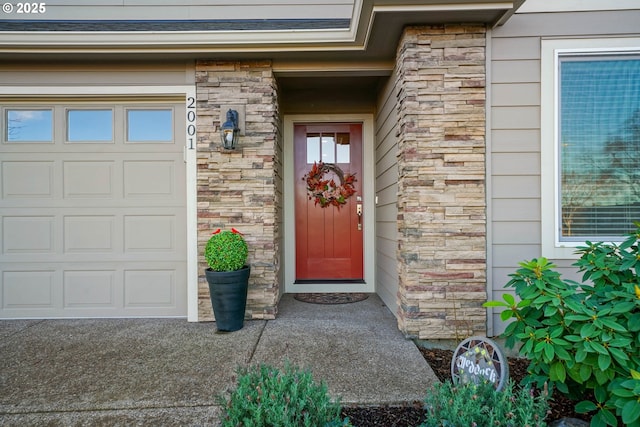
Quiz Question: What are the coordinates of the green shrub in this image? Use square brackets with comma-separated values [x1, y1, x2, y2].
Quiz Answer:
[204, 229, 248, 272]
[421, 379, 549, 427]
[221, 363, 351, 427]
[485, 223, 640, 427]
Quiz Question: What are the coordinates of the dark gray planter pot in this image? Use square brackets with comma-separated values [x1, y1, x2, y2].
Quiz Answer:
[205, 265, 250, 332]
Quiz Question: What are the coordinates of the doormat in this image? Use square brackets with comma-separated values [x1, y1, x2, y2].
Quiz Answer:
[293, 293, 369, 305]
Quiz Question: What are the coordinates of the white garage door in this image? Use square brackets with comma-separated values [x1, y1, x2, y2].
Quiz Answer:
[0, 100, 187, 318]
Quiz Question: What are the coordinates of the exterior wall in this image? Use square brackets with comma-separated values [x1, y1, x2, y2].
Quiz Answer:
[488, 9, 640, 335]
[374, 69, 400, 312]
[395, 25, 487, 339]
[195, 61, 282, 321]
[0, 62, 194, 86]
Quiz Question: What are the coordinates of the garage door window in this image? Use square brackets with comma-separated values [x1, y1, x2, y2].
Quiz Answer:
[127, 109, 173, 142]
[4, 109, 53, 143]
[67, 109, 113, 142]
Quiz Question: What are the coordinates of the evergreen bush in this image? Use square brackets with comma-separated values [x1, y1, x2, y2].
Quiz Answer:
[221, 362, 351, 427]
[421, 379, 549, 427]
[485, 223, 640, 427]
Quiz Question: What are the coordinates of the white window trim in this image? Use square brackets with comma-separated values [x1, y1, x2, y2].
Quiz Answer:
[541, 37, 640, 259]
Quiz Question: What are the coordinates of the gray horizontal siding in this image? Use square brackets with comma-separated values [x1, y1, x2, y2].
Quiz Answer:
[488, 8, 640, 335]
[492, 199, 540, 222]
[491, 106, 539, 129]
[0, 62, 194, 86]
[492, 176, 539, 199]
[492, 60, 540, 83]
[495, 10, 640, 38]
[375, 68, 400, 316]
[492, 83, 539, 107]
[492, 245, 542, 268]
[491, 153, 539, 176]
[491, 129, 540, 153]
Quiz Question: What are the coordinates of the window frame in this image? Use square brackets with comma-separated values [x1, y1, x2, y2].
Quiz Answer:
[541, 37, 640, 259]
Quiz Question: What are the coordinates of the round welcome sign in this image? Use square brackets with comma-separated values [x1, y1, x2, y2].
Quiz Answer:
[451, 336, 509, 391]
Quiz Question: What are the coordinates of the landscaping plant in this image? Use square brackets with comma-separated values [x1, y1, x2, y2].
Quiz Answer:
[221, 362, 351, 427]
[485, 223, 640, 427]
[204, 228, 248, 272]
[421, 379, 549, 427]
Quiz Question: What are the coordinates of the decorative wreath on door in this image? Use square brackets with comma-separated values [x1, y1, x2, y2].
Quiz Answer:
[303, 162, 357, 209]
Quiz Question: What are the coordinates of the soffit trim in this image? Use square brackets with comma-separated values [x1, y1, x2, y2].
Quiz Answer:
[0, 0, 522, 59]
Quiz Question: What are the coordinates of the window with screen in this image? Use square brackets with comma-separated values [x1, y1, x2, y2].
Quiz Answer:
[558, 55, 640, 241]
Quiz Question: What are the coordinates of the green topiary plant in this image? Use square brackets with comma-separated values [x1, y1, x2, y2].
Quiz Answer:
[485, 222, 640, 427]
[421, 379, 549, 427]
[204, 228, 248, 272]
[220, 362, 352, 427]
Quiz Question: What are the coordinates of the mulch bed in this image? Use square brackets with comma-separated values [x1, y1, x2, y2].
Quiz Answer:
[341, 347, 591, 427]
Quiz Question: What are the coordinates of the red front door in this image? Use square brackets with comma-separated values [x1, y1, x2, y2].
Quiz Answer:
[294, 123, 364, 281]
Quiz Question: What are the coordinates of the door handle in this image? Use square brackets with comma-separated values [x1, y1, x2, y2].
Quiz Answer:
[356, 203, 362, 230]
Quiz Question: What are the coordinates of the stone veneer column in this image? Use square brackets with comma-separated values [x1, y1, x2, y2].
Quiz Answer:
[195, 60, 282, 321]
[395, 25, 487, 339]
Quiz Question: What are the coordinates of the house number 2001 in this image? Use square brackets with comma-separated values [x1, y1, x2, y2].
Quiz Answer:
[186, 96, 196, 150]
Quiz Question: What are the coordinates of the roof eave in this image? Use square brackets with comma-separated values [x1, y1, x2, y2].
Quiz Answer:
[0, 0, 524, 60]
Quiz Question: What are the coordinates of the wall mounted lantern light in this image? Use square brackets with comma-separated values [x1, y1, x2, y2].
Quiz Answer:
[220, 109, 240, 149]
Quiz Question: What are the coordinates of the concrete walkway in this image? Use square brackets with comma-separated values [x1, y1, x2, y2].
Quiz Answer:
[0, 294, 438, 426]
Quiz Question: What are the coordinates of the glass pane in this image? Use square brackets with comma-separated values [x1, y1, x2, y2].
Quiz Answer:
[127, 109, 173, 142]
[67, 110, 113, 142]
[559, 56, 640, 240]
[6, 109, 53, 142]
[321, 134, 335, 163]
[306, 133, 320, 163]
[336, 132, 350, 163]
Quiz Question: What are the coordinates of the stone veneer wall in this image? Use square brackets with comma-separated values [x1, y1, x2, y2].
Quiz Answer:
[195, 60, 282, 321]
[395, 25, 487, 339]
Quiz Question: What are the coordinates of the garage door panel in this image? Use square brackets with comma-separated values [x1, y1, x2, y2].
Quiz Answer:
[63, 270, 116, 308]
[3, 216, 55, 254]
[2, 161, 55, 198]
[124, 269, 176, 308]
[3, 270, 56, 308]
[1, 262, 186, 317]
[124, 215, 176, 252]
[124, 161, 176, 198]
[63, 161, 115, 198]
[2, 209, 185, 261]
[64, 216, 115, 253]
